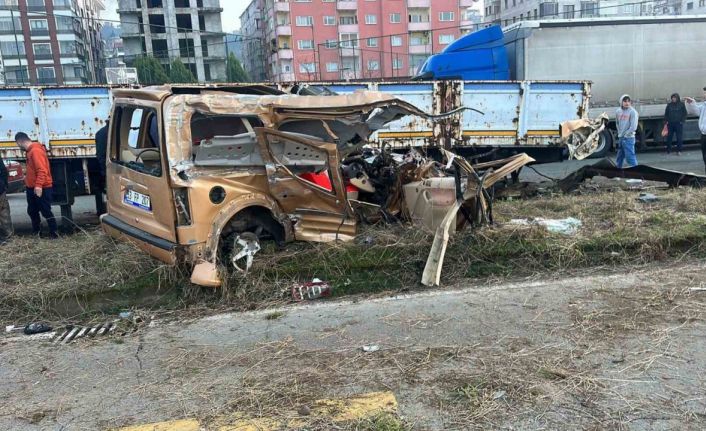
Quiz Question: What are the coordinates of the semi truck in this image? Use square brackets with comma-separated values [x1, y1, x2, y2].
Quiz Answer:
[419, 16, 706, 157]
[504, 16, 706, 157]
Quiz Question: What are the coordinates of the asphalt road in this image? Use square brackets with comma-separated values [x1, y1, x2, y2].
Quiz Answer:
[520, 148, 705, 182]
[2, 262, 705, 430]
[6, 149, 704, 232]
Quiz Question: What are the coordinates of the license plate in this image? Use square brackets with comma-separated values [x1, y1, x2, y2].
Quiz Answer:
[9, 170, 17, 176]
[124, 189, 151, 211]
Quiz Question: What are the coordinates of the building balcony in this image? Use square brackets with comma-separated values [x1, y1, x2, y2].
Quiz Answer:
[337, 1, 357, 10]
[30, 29, 50, 36]
[408, 44, 431, 54]
[33, 53, 54, 60]
[37, 78, 58, 85]
[338, 47, 360, 57]
[195, 6, 223, 13]
[274, 1, 289, 12]
[407, 0, 431, 7]
[276, 25, 291, 36]
[338, 24, 359, 33]
[460, 0, 475, 6]
[277, 48, 293, 59]
[408, 21, 431, 31]
[460, 19, 480, 29]
[121, 32, 142, 38]
[117, 7, 140, 13]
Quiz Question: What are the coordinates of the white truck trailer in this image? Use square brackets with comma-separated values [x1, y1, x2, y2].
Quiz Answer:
[504, 16, 706, 157]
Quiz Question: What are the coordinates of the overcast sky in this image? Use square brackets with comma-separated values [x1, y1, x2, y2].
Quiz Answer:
[102, 0, 247, 32]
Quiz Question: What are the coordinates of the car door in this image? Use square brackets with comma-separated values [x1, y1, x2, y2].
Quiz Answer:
[254, 128, 356, 242]
[105, 100, 178, 245]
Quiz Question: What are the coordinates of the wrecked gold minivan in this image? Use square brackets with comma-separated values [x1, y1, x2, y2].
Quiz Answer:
[101, 85, 432, 287]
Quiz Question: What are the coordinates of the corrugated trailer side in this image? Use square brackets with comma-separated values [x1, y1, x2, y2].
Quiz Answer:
[505, 16, 706, 154]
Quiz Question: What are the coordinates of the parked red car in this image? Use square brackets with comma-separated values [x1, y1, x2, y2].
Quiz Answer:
[4, 160, 25, 194]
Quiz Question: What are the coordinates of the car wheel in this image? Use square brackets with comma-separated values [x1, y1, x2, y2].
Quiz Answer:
[589, 129, 613, 159]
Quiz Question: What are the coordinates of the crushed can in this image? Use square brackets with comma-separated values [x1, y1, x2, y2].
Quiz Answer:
[292, 278, 331, 301]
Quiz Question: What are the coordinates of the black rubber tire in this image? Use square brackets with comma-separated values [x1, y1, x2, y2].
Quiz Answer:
[589, 129, 614, 159]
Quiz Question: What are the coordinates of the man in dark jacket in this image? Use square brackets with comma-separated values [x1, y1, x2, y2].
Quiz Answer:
[664, 93, 688, 155]
[0, 154, 13, 243]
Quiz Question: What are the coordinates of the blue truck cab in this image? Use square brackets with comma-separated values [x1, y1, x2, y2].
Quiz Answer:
[415, 26, 510, 80]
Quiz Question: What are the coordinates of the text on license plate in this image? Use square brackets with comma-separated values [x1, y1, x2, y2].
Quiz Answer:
[124, 189, 151, 211]
[9, 170, 17, 176]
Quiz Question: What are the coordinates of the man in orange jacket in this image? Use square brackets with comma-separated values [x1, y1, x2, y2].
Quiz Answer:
[15, 132, 58, 238]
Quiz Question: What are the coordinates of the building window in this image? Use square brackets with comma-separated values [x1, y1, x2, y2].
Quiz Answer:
[539, 2, 558, 17]
[0, 41, 24, 56]
[438, 34, 455, 44]
[0, 17, 20, 33]
[59, 41, 78, 55]
[29, 19, 48, 34]
[326, 62, 338, 72]
[410, 33, 429, 45]
[282, 64, 291, 73]
[295, 15, 313, 26]
[439, 11, 455, 21]
[299, 62, 316, 73]
[580, 1, 598, 16]
[365, 14, 377, 24]
[339, 33, 359, 48]
[687, 1, 694, 9]
[563, 4, 575, 18]
[297, 39, 313, 50]
[504, 0, 508, 8]
[409, 13, 429, 23]
[339, 15, 358, 25]
[37, 66, 55, 83]
[367, 37, 378, 47]
[32, 43, 52, 58]
[323, 15, 335, 25]
[700, 0, 705, 7]
[392, 58, 403, 69]
[367, 60, 379, 70]
[513, 0, 516, 6]
[391, 35, 402, 46]
[389, 13, 401, 23]
[27, 0, 44, 9]
[324, 39, 338, 48]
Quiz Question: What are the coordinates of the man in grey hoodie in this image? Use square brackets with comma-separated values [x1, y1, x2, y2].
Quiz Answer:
[684, 87, 706, 172]
[615, 94, 639, 168]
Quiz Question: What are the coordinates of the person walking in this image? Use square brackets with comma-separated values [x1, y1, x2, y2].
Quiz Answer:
[14, 132, 58, 238]
[0, 153, 12, 243]
[684, 87, 706, 173]
[664, 93, 687, 155]
[615, 94, 639, 168]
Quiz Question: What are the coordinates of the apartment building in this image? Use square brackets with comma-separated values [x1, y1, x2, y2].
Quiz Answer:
[0, 0, 104, 85]
[240, 0, 481, 82]
[493, 0, 706, 26]
[117, 0, 226, 82]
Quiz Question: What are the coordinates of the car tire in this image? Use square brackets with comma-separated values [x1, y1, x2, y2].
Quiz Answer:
[589, 129, 613, 159]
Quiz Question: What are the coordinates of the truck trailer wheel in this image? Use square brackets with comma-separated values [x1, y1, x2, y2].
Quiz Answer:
[589, 129, 614, 159]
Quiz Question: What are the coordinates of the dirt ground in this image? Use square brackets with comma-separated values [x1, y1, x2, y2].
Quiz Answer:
[2, 260, 705, 430]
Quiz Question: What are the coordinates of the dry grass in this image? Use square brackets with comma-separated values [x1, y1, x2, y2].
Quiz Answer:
[4, 187, 706, 324]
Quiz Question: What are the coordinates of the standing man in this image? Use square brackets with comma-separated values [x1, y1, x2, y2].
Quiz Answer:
[0, 153, 12, 243]
[664, 93, 687, 155]
[615, 94, 639, 169]
[684, 87, 706, 172]
[14, 132, 58, 238]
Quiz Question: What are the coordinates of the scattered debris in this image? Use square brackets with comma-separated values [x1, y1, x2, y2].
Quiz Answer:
[362, 345, 381, 353]
[561, 113, 609, 160]
[292, 278, 332, 301]
[510, 217, 582, 235]
[492, 390, 507, 400]
[559, 158, 706, 193]
[23, 322, 52, 335]
[119, 311, 133, 319]
[637, 192, 659, 203]
[421, 150, 535, 287]
[232, 233, 261, 273]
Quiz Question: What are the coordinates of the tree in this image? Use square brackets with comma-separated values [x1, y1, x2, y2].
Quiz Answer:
[226, 52, 250, 83]
[134, 56, 170, 85]
[169, 58, 197, 83]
